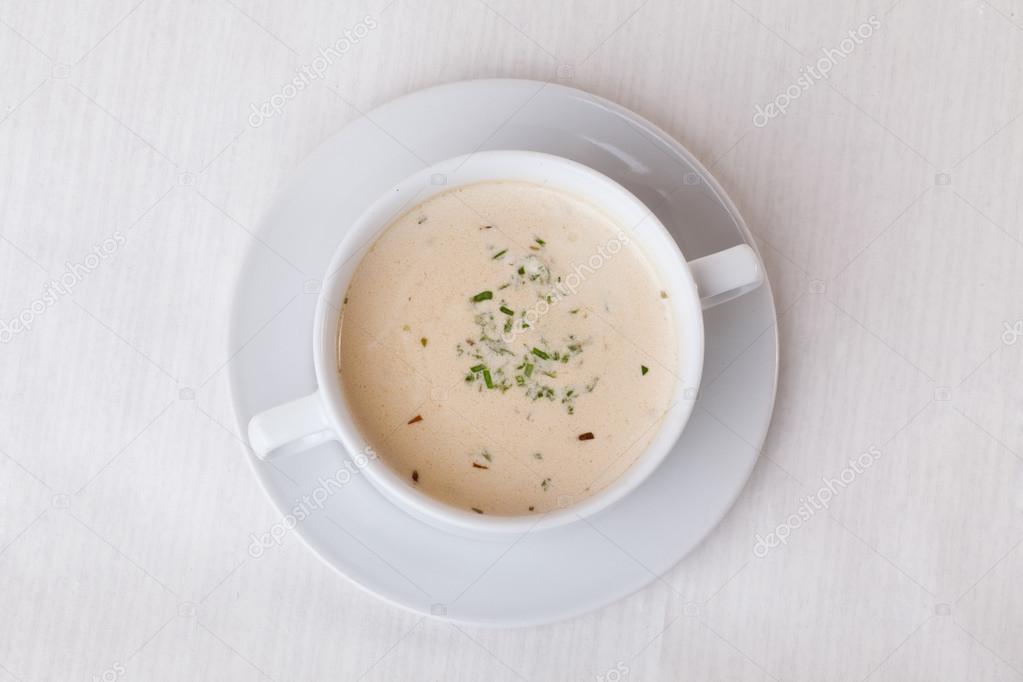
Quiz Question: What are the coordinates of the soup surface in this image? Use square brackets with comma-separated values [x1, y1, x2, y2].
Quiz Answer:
[337, 180, 677, 515]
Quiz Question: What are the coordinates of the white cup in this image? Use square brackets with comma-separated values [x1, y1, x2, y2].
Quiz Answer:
[247, 150, 763, 535]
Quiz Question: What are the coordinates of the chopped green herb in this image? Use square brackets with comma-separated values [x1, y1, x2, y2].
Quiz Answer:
[482, 368, 494, 389]
[641, 365, 649, 375]
[499, 305, 514, 316]
[471, 290, 493, 302]
[531, 347, 550, 360]
[570, 308, 580, 314]
[535, 237, 546, 246]
[420, 337, 428, 347]
[517, 266, 525, 275]
[481, 450, 492, 462]
[469, 363, 486, 373]
[533, 452, 543, 460]
[524, 363, 534, 377]
[541, 477, 551, 490]
[492, 249, 507, 260]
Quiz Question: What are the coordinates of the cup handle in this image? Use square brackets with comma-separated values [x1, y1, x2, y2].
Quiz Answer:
[247, 391, 336, 461]
[688, 244, 764, 309]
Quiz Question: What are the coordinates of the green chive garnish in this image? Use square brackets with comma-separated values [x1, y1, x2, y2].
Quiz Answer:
[531, 347, 550, 360]
[492, 249, 507, 260]
[471, 290, 493, 302]
[524, 363, 534, 377]
[470, 363, 486, 373]
[535, 237, 545, 246]
[482, 368, 494, 389]
[499, 305, 514, 316]
[517, 266, 525, 275]
[641, 365, 649, 375]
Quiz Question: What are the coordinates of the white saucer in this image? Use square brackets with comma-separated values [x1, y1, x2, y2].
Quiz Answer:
[228, 79, 778, 627]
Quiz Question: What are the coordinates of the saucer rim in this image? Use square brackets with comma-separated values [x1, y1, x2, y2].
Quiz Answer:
[227, 77, 778, 627]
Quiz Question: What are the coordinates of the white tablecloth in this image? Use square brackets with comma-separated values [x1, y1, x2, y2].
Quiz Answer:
[1, 0, 1021, 680]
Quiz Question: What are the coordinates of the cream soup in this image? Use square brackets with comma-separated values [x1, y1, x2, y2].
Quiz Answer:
[337, 180, 677, 515]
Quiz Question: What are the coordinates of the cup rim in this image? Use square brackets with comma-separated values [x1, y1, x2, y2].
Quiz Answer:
[312, 150, 704, 536]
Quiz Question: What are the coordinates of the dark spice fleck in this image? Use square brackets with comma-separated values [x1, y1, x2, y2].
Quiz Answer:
[578, 432, 595, 441]
[420, 337, 428, 347]
[641, 365, 649, 375]
[471, 507, 484, 514]
[411, 470, 419, 482]
[417, 215, 428, 224]
[528, 505, 535, 511]
[472, 462, 489, 469]
[407, 414, 423, 425]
